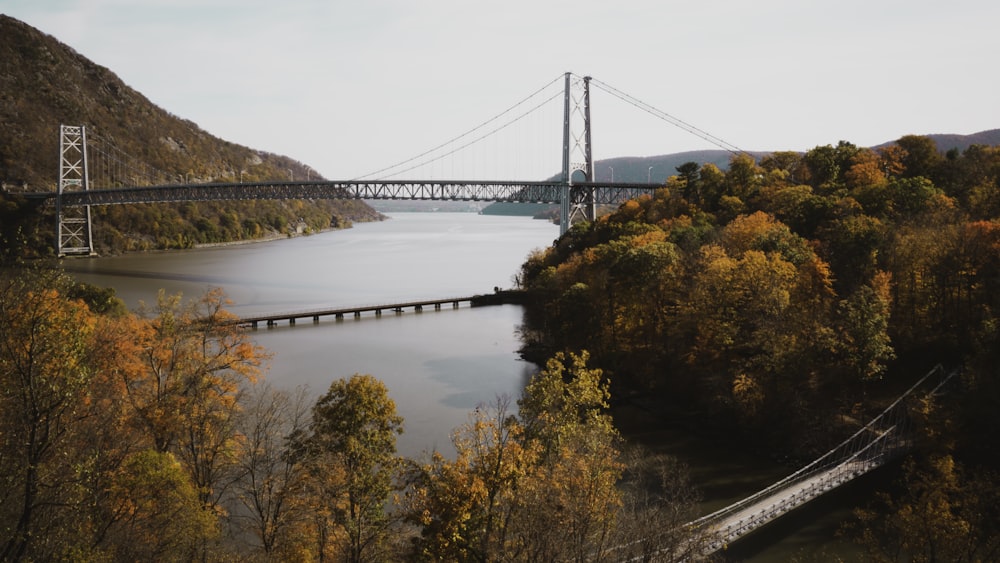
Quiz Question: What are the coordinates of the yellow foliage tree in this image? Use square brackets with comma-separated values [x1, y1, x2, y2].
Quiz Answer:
[0, 272, 98, 561]
[122, 288, 268, 513]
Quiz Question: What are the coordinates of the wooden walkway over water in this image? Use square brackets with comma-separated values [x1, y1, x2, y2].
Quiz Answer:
[236, 291, 524, 328]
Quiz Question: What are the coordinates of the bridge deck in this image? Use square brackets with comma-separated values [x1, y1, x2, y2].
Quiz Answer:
[25, 179, 660, 207]
[236, 292, 520, 328]
[703, 459, 875, 552]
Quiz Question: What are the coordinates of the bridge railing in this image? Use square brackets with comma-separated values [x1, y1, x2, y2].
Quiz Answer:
[704, 425, 902, 550]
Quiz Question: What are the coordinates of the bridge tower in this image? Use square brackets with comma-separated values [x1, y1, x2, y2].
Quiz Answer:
[56, 124, 94, 256]
[560, 73, 596, 235]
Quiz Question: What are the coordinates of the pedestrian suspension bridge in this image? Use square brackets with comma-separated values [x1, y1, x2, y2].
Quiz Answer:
[683, 364, 956, 559]
[19, 72, 750, 256]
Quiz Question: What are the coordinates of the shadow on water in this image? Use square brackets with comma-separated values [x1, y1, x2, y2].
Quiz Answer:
[424, 354, 537, 410]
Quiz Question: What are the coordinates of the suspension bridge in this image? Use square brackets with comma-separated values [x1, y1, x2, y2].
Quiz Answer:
[10, 69, 963, 556]
[16, 72, 750, 256]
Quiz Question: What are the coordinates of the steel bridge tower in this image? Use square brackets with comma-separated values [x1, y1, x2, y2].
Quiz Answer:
[56, 124, 94, 256]
[560, 73, 595, 234]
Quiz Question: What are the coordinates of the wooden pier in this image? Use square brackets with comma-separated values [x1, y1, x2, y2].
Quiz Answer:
[236, 291, 526, 329]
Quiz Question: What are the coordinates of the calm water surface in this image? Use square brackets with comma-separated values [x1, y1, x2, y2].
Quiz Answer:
[64, 212, 558, 457]
[63, 211, 865, 560]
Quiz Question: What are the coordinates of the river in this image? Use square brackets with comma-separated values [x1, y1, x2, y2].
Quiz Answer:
[62, 211, 865, 561]
[63, 212, 557, 458]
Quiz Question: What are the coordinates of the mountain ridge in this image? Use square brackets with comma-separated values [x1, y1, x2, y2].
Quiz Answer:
[0, 14, 382, 255]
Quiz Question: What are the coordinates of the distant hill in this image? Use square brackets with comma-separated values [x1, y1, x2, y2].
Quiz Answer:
[589, 130, 1000, 184]
[875, 130, 1000, 153]
[484, 131, 1000, 217]
[0, 15, 381, 255]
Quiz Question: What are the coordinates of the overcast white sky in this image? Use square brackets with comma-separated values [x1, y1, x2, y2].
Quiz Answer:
[4, 0, 999, 180]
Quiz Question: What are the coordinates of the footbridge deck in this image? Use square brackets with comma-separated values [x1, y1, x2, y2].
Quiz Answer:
[688, 364, 957, 557]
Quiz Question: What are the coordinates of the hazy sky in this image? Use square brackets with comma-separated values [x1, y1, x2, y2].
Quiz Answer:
[4, 0, 999, 180]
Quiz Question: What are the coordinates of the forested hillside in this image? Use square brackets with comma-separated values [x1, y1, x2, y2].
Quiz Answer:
[0, 15, 381, 256]
[518, 135, 1000, 558]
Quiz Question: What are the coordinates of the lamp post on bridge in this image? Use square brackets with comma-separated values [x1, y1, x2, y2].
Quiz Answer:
[609, 166, 614, 182]
[648, 166, 653, 183]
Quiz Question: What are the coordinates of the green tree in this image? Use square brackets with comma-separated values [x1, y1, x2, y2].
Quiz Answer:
[101, 449, 217, 562]
[896, 134, 941, 180]
[839, 271, 895, 382]
[291, 374, 404, 563]
[675, 161, 701, 202]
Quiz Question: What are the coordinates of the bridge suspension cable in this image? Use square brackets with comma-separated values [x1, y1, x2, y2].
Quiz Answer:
[588, 77, 750, 157]
[354, 73, 567, 181]
[86, 130, 172, 188]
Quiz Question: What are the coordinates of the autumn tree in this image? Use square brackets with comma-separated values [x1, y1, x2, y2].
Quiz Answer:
[0, 269, 100, 561]
[839, 271, 895, 382]
[404, 395, 537, 562]
[123, 288, 268, 513]
[101, 449, 218, 561]
[290, 374, 404, 563]
[679, 212, 841, 431]
[515, 351, 624, 561]
[852, 456, 1000, 562]
[404, 352, 634, 562]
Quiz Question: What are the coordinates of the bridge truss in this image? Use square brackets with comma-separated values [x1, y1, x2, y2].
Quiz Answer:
[42, 179, 656, 208]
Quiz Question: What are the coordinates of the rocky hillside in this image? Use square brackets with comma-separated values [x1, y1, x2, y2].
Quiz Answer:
[0, 15, 381, 255]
